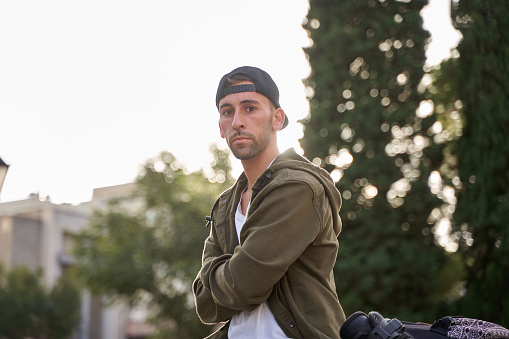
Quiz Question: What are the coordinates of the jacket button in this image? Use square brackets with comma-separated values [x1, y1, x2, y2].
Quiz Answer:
[289, 323, 295, 328]
[220, 228, 224, 232]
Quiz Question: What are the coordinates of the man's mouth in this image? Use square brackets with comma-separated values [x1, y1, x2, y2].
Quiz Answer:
[230, 135, 251, 143]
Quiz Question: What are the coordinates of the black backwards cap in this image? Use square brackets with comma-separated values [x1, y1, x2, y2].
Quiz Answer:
[216, 66, 289, 130]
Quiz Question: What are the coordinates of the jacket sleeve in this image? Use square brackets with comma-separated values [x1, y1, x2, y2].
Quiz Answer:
[192, 221, 241, 324]
[197, 180, 326, 313]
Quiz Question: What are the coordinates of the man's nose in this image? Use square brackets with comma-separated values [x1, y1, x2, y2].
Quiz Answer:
[232, 111, 245, 129]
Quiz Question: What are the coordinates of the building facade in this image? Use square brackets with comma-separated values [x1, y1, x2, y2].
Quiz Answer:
[0, 183, 143, 339]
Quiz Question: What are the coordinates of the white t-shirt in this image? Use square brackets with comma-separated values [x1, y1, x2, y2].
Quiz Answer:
[228, 197, 290, 339]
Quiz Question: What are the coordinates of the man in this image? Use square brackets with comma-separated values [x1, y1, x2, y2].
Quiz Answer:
[193, 66, 345, 339]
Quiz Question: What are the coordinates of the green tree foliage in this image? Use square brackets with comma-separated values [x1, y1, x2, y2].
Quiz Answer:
[73, 145, 233, 338]
[0, 265, 81, 339]
[443, 0, 509, 327]
[301, 0, 463, 321]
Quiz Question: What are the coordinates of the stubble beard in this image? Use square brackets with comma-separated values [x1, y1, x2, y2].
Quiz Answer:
[228, 119, 273, 161]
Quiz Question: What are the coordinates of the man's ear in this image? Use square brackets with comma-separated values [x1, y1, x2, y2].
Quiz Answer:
[219, 121, 225, 138]
[272, 108, 285, 131]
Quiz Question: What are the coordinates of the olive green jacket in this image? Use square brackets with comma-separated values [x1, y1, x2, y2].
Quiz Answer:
[193, 149, 346, 338]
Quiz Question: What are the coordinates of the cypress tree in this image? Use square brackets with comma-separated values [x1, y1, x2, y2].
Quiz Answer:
[448, 0, 509, 326]
[302, 0, 461, 321]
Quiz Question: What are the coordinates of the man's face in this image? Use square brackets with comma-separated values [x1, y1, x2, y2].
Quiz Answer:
[218, 82, 277, 160]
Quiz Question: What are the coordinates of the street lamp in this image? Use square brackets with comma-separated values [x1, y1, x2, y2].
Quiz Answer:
[0, 156, 9, 194]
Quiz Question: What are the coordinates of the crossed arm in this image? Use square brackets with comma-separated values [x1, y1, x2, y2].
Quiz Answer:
[192, 182, 324, 324]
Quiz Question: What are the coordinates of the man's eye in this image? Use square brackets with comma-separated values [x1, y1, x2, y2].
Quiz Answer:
[246, 106, 256, 112]
[222, 109, 233, 116]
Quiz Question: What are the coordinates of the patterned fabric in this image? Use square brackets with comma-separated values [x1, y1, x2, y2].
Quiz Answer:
[448, 318, 509, 339]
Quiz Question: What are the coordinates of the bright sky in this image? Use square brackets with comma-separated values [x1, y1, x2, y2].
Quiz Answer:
[0, 0, 461, 205]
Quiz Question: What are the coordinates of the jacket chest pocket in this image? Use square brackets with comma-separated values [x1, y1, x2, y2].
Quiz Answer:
[214, 221, 229, 253]
[213, 198, 238, 253]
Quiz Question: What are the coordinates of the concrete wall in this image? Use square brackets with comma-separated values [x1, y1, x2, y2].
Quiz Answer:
[0, 216, 13, 270]
[11, 216, 41, 272]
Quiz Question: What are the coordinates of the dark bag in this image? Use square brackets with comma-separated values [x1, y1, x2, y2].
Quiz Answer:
[340, 311, 509, 339]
